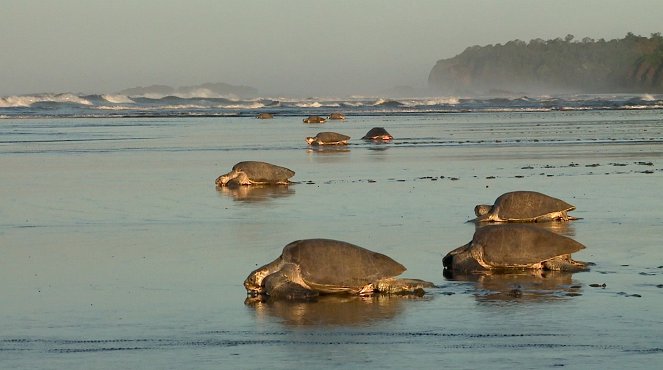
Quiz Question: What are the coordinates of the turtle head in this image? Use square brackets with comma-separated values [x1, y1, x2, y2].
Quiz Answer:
[305, 137, 316, 145]
[443, 242, 484, 273]
[216, 169, 239, 187]
[474, 204, 492, 217]
[244, 268, 270, 295]
[215, 175, 230, 186]
[442, 244, 465, 270]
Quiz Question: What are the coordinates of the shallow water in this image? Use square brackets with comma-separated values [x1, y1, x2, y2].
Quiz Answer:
[1, 110, 663, 369]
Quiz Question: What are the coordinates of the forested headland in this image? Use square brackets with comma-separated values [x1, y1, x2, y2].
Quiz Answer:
[428, 33, 663, 95]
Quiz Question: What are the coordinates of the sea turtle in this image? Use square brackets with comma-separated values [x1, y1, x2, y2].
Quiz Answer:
[362, 127, 393, 141]
[473, 191, 578, 222]
[443, 224, 589, 273]
[303, 115, 326, 123]
[305, 132, 351, 145]
[328, 113, 346, 120]
[244, 238, 435, 300]
[256, 113, 273, 119]
[215, 161, 295, 186]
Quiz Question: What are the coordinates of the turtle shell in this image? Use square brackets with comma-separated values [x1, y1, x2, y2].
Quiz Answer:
[233, 161, 295, 182]
[362, 127, 392, 139]
[303, 116, 326, 123]
[473, 224, 585, 267]
[491, 191, 575, 221]
[315, 132, 350, 143]
[280, 239, 406, 291]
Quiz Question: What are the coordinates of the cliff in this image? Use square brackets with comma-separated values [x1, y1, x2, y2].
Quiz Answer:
[428, 33, 663, 95]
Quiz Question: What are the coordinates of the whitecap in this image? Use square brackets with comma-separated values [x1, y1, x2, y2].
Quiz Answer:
[101, 94, 135, 104]
[398, 97, 460, 106]
[222, 102, 266, 109]
[423, 97, 460, 105]
[295, 102, 323, 108]
[0, 96, 32, 107]
[340, 101, 365, 107]
[47, 93, 93, 106]
[96, 105, 137, 110]
[371, 98, 387, 106]
[0, 93, 93, 107]
[371, 98, 404, 107]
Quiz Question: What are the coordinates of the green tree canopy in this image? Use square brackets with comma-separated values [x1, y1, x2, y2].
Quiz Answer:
[428, 33, 663, 94]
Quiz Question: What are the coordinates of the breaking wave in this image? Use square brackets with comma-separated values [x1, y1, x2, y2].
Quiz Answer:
[1, 92, 662, 118]
[0, 93, 93, 108]
[101, 94, 135, 104]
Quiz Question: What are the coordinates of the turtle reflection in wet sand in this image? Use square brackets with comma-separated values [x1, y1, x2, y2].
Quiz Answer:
[473, 191, 579, 222]
[218, 184, 295, 202]
[362, 127, 393, 141]
[244, 238, 435, 301]
[443, 224, 590, 273]
[446, 270, 583, 302]
[215, 161, 294, 186]
[306, 132, 350, 146]
[246, 294, 422, 326]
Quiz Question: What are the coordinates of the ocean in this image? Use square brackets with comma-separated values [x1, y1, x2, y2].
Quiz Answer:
[1, 93, 662, 369]
[1, 92, 663, 119]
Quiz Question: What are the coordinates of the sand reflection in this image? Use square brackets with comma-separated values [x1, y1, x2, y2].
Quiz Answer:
[445, 270, 583, 303]
[245, 294, 428, 327]
[216, 183, 295, 202]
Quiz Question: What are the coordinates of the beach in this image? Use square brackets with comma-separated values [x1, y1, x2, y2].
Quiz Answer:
[1, 109, 663, 369]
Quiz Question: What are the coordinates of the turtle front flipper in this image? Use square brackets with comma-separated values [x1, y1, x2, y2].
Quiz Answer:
[264, 264, 318, 300]
[556, 212, 580, 221]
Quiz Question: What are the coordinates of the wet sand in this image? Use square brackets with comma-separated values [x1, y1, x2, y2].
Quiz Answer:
[1, 111, 663, 368]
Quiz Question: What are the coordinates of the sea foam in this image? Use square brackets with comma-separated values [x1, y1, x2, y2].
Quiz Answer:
[0, 93, 93, 107]
[101, 94, 135, 104]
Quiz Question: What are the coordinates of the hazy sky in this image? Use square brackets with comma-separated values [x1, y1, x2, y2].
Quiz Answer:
[2, 0, 662, 97]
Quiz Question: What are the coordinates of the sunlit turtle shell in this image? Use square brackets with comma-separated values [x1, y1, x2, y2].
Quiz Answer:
[474, 191, 578, 222]
[362, 127, 393, 141]
[303, 115, 326, 123]
[305, 132, 350, 145]
[443, 224, 589, 272]
[215, 161, 294, 186]
[244, 238, 434, 300]
[328, 113, 346, 120]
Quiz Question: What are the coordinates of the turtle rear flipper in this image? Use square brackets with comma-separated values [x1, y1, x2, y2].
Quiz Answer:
[374, 278, 436, 296]
[542, 256, 590, 272]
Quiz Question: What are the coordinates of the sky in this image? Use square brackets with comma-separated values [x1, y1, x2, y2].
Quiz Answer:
[1, 0, 662, 97]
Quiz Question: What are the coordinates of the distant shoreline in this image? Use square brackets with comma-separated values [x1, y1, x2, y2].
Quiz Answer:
[429, 33, 663, 95]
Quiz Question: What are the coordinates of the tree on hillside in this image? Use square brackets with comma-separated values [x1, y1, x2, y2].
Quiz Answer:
[428, 33, 663, 94]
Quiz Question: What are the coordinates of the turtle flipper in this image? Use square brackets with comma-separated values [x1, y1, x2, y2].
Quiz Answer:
[374, 278, 436, 296]
[542, 256, 590, 272]
[264, 271, 318, 300]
